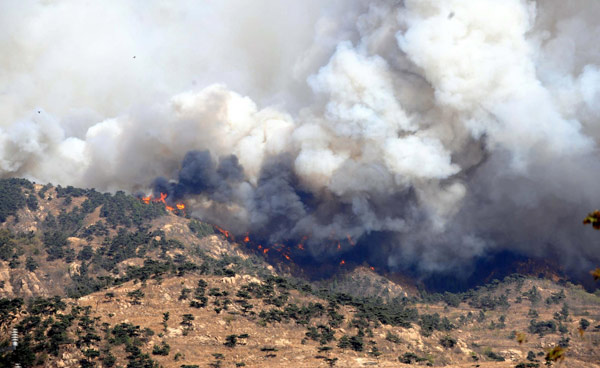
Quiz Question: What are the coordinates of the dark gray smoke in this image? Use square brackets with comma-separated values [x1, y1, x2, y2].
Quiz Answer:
[153, 151, 244, 203]
[2, 0, 600, 276]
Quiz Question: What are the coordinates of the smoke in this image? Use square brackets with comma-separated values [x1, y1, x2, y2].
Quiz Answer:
[2, 0, 600, 276]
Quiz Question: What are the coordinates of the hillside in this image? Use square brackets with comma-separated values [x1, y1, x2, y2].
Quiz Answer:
[0, 179, 599, 367]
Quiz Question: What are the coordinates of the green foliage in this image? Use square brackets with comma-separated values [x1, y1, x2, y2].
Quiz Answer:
[97, 228, 158, 271]
[553, 303, 569, 322]
[127, 289, 145, 305]
[122, 259, 174, 283]
[399, 352, 428, 364]
[515, 363, 540, 368]
[26, 194, 38, 211]
[318, 292, 416, 328]
[47, 314, 75, 356]
[110, 323, 142, 345]
[0, 178, 31, 223]
[484, 349, 505, 361]
[151, 341, 170, 355]
[42, 231, 69, 261]
[368, 346, 382, 358]
[0, 297, 24, 325]
[580, 318, 590, 331]
[38, 183, 52, 198]
[224, 334, 238, 347]
[385, 331, 402, 344]
[528, 319, 556, 336]
[337, 335, 351, 349]
[468, 293, 509, 311]
[25, 256, 38, 271]
[305, 325, 335, 345]
[0, 229, 18, 262]
[348, 335, 364, 352]
[78, 245, 94, 261]
[545, 289, 565, 305]
[181, 314, 194, 328]
[28, 296, 66, 315]
[524, 286, 541, 304]
[443, 292, 461, 307]
[440, 335, 457, 348]
[67, 272, 114, 299]
[418, 313, 455, 337]
[100, 190, 165, 228]
[188, 219, 214, 238]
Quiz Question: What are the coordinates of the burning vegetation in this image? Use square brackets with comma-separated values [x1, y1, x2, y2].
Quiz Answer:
[204, 221, 372, 273]
[139, 193, 185, 214]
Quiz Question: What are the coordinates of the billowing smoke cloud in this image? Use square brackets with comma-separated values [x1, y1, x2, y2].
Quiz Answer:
[2, 0, 600, 276]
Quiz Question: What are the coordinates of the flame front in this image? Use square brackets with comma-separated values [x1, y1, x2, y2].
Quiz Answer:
[214, 225, 231, 238]
[139, 192, 186, 213]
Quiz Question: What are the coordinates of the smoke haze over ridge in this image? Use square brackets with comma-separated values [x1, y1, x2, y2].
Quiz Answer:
[2, 0, 600, 276]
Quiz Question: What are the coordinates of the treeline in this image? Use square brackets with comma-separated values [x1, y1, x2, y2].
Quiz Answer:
[0, 296, 161, 368]
[0, 178, 35, 223]
[0, 178, 166, 230]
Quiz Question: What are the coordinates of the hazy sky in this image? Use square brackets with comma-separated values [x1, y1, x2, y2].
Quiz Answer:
[1, 0, 600, 275]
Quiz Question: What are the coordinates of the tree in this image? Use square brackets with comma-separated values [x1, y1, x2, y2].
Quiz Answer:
[25, 256, 38, 271]
[224, 334, 237, 348]
[127, 289, 145, 305]
[337, 335, 350, 349]
[151, 341, 170, 356]
[349, 335, 364, 352]
[162, 312, 169, 331]
[181, 314, 194, 335]
[580, 318, 590, 331]
[78, 245, 94, 261]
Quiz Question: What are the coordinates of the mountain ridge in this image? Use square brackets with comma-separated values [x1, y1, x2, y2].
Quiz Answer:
[0, 179, 598, 367]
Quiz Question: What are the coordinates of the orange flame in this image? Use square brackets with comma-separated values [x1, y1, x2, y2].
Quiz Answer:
[140, 193, 185, 213]
[243, 235, 250, 243]
[370, 266, 375, 271]
[340, 259, 345, 265]
[284, 254, 291, 261]
[257, 245, 262, 249]
[336, 242, 341, 251]
[214, 225, 230, 238]
[263, 248, 269, 254]
[346, 235, 355, 246]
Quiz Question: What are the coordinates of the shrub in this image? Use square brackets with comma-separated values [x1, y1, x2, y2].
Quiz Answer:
[440, 335, 457, 348]
[580, 318, 590, 331]
[152, 341, 170, 356]
[484, 349, 505, 361]
[224, 334, 237, 348]
[528, 319, 556, 336]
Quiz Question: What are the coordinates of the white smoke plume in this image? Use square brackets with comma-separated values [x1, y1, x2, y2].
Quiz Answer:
[2, 0, 600, 276]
